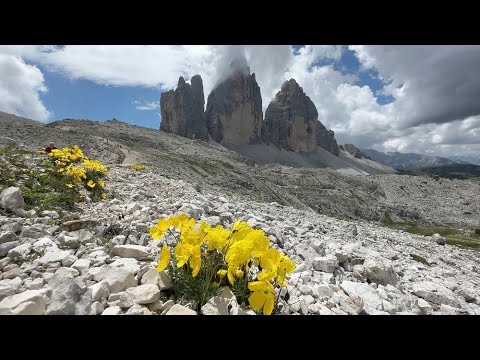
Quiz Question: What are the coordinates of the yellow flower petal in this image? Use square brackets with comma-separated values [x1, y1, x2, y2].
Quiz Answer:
[175, 243, 193, 267]
[190, 245, 202, 277]
[248, 281, 267, 292]
[101, 193, 107, 199]
[248, 291, 265, 311]
[87, 180, 95, 188]
[66, 183, 74, 188]
[177, 213, 189, 225]
[236, 269, 244, 278]
[263, 293, 275, 315]
[227, 268, 235, 285]
[157, 245, 171, 272]
[150, 227, 163, 240]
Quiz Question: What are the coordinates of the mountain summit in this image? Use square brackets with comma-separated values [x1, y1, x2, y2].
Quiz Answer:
[160, 75, 208, 141]
[262, 79, 339, 155]
[205, 65, 263, 146]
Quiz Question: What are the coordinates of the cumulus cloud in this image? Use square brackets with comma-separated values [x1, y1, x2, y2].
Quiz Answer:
[132, 100, 159, 111]
[0, 54, 50, 122]
[350, 45, 480, 128]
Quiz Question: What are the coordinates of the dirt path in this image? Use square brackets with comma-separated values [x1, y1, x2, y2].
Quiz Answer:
[95, 137, 144, 165]
[119, 147, 143, 165]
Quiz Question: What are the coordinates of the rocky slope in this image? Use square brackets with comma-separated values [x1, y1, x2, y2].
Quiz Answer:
[339, 144, 372, 160]
[205, 63, 263, 146]
[1, 164, 479, 315]
[1, 111, 478, 229]
[160, 75, 209, 141]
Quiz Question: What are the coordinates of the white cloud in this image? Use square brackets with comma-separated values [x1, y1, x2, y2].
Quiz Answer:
[0, 54, 50, 122]
[350, 45, 480, 128]
[132, 100, 159, 111]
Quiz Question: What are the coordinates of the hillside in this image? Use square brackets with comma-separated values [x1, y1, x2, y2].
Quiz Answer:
[1, 111, 479, 229]
[416, 164, 480, 180]
[363, 148, 465, 170]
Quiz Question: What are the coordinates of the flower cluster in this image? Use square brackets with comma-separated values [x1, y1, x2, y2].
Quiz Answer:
[150, 214, 295, 315]
[45, 145, 108, 200]
[130, 164, 146, 171]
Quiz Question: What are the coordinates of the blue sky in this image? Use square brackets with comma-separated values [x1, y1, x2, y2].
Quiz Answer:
[38, 66, 161, 129]
[0, 45, 479, 164]
[36, 45, 390, 129]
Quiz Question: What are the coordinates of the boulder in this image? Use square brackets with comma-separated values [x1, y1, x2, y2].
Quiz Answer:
[0, 187, 25, 211]
[363, 256, 398, 286]
[110, 245, 152, 261]
[312, 255, 338, 273]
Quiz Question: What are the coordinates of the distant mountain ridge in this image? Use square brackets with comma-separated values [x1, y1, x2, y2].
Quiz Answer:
[361, 148, 471, 170]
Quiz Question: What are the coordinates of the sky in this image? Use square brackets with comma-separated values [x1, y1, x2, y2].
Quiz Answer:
[0, 45, 479, 165]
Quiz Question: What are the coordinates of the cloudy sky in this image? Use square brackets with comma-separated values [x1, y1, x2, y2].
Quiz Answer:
[0, 45, 479, 165]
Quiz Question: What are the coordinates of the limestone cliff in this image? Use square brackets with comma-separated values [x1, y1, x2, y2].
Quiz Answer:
[160, 75, 208, 141]
[205, 64, 263, 145]
[262, 79, 339, 155]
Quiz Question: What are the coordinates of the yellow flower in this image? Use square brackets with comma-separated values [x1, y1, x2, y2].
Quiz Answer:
[130, 164, 145, 171]
[101, 193, 107, 199]
[180, 218, 196, 233]
[204, 225, 232, 251]
[248, 281, 275, 315]
[83, 159, 108, 174]
[150, 218, 172, 240]
[236, 269, 244, 278]
[190, 245, 202, 277]
[174, 242, 194, 267]
[87, 180, 96, 188]
[157, 245, 171, 272]
[71, 145, 85, 160]
[57, 168, 65, 173]
[257, 247, 281, 283]
[276, 254, 296, 287]
[98, 181, 105, 188]
[66, 183, 74, 188]
[173, 240, 202, 277]
[170, 213, 190, 229]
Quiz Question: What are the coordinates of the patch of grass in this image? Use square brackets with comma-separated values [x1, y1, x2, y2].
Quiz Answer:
[475, 228, 480, 236]
[445, 237, 480, 250]
[385, 222, 480, 251]
[402, 225, 458, 237]
[410, 253, 429, 265]
[220, 161, 235, 170]
[184, 159, 216, 174]
[382, 211, 395, 226]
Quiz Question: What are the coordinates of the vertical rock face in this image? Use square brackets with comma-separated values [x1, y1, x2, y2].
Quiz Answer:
[160, 75, 208, 141]
[262, 79, 339, 155]
[262, 79, 317, 153]
[316, 123, 339, 156]
[205, 64, 263, 146]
